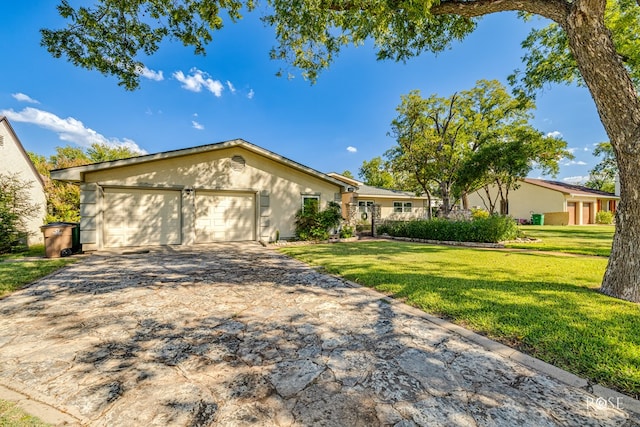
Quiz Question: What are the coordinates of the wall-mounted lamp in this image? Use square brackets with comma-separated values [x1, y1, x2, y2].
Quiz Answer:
[183, 187, 193, 195]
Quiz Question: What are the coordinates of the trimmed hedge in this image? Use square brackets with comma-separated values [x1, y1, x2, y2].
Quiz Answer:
[377, 216, 517, 243]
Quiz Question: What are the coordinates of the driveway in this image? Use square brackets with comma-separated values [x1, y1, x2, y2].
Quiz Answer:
[0, 243, 636, 426]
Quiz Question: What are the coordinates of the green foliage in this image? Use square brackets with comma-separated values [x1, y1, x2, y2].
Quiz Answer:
[339, 225, 355, 238]
[358, 157, 396, 189]
[340, 170, 354, 179]
[585, 142, 618, 193]
[42, 0, 248, 90]
[377, 215, 517, 243]
[596, 210, 615, 225]
[470, 208, 489, 220]
[511, 1, 640, 97]
[0, 174, 41, 254]
[294, 201, 343, 241]
[387, 80, 568, 215]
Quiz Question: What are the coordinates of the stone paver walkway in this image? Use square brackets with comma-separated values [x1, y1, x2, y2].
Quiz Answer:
[0, 243, 637, 426]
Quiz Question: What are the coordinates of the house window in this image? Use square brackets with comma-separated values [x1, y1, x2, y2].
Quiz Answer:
[302, 195, 320, 213]
[358, 200, 374, 213]
[394, 201, 412, 213]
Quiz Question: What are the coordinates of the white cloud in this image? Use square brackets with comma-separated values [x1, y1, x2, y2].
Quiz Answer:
[226, 81, 236, 94]
[566, 147, 577, 154]
[247, 89, 255, 99]
[0, 107, 146, 154]
[584, 147, 590, 152]
[563, 160, 588, 166]
[173, 68, 223, 97]
[346, 146, 357, 153]
[138, 66, 164, 81]
[563, 176, 589, 184]
[546, 130, 563, 139]
[192, 121, 204, 130]
[12, 93, 40, 104]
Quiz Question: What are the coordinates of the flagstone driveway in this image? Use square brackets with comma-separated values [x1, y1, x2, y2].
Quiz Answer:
[0, 243, 637, 426]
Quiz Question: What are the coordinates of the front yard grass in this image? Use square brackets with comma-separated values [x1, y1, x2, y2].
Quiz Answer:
[507, 225, 615, 256]
[280, 241, 640, 398]
[0, 245, 76, 298]
[0, 400, 49, 427]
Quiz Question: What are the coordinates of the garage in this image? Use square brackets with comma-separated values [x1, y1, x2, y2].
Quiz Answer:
[195, 191, 255, 242]
[103, 188, 181, 247]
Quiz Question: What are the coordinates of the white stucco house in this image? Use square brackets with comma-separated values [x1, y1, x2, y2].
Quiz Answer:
[51, 139, 348, 250]
[467, 178, 619, 225]
[0, 117, 46, 245]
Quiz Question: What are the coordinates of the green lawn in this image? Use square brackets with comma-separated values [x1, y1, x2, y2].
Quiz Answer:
[280, 241, 640, 398]
[507, 225, 615, 256]
[0, 400, 49, 427]
[0, 245, 76, 298]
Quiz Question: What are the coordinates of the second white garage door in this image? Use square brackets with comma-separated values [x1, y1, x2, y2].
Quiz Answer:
[195, 191, 255, 242]
[103, 188, 181, 247]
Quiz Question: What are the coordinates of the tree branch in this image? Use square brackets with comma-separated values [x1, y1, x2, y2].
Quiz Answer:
[431, 0, 570, 25]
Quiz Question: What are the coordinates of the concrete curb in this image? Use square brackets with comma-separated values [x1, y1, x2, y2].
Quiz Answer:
[0, 382, 84, 426]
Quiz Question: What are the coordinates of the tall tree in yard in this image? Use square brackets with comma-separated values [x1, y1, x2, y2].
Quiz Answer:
[42, 0, 640, 301]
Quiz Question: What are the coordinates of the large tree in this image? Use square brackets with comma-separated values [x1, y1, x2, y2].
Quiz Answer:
[42, 0, 640, 301]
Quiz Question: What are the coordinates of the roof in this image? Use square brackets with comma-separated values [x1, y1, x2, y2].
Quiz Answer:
[523, 178, 619, 199]
[327, 172, 363, 187]
[50, 139, 348, 190]
[356, 184, 427, 199]
[0, 116, 45, 188]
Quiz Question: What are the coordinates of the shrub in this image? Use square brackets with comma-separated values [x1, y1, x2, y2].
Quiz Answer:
[0, 173, 40, 254]
[339, 225, 355, 238]
[377, 215, 517, 243]
[595, 210, 614, 225]
[471, 208, 490, 220]
[295, 201, 342, 241]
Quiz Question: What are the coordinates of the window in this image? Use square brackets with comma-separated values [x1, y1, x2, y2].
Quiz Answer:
[302, 195, 320, 213]
[394, 201, 412, 213]
[358, 200, 374, 213]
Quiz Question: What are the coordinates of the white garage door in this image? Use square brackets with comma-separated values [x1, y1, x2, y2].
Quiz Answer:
[103, 188, 181, 247]
[195, 191, 255, 242]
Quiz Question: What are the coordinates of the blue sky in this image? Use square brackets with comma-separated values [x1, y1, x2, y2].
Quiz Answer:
[1, 2, 607, 183]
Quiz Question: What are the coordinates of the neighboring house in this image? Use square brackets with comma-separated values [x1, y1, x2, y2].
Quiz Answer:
[327, 173, 431, 222]
[0, 117, 46, 245]
[51, 139, 347, 250]
[467, 178, 619, 225]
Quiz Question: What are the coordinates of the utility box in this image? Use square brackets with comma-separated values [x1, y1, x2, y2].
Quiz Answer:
[531, 214, 545, 226]
[41, 223, 77, 258]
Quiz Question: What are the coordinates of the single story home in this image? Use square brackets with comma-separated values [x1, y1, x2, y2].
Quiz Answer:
[327, 173, 432, 223]
[0, 117, 46, 245]
[467, 178, 619, 225]
[51, 139, 348, 250]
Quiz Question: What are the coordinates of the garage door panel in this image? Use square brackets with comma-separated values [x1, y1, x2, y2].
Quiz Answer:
[195, 192, 255, 242]
[104, 188, 181, 247]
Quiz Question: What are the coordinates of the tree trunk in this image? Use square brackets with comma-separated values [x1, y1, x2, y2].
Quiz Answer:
[563, 0, 640, 302]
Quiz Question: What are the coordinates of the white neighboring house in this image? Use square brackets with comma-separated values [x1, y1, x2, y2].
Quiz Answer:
[0, 117, 47, 245]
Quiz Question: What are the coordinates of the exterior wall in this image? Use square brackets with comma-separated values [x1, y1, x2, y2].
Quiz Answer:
[468, 181, 565, 222]
[80, 146, 341, 247]
[543, 212, 569, 226]
[352, 197, 428, 221]
[0, 120, 46, 245]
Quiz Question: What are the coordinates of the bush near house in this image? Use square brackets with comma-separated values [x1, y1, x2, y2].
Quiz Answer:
[595, 210, 614, 225]
[294, 201, 343, 241]
[378, 215, 517, 243]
